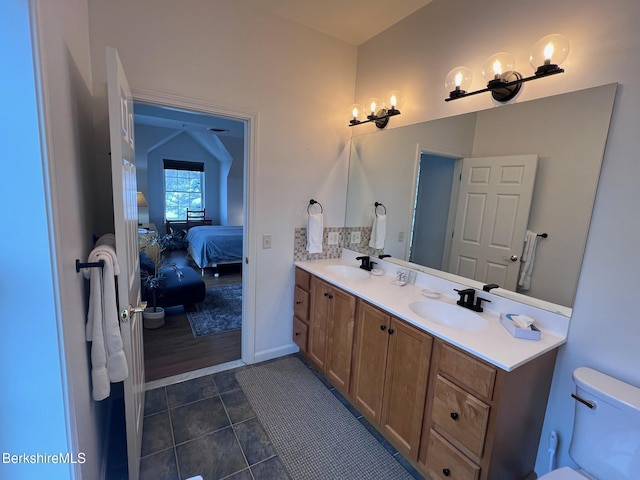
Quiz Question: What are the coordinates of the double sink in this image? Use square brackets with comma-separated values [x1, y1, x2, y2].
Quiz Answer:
[321, 264, 488, 332]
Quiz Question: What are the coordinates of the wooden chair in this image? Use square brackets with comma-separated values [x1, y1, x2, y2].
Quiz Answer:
[186, 209, 207, 229]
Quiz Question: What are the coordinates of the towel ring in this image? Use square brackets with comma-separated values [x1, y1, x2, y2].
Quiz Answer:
[308, 199, 323, 214]
[374, 202, 386, 216]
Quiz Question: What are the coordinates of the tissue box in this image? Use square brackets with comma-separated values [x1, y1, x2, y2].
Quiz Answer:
[500, 313, 541, 340]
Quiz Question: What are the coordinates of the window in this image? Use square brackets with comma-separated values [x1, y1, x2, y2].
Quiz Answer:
[163, 160, 204, 220]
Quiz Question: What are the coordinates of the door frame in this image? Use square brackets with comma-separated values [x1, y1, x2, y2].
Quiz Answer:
[132, 88, 258, 365]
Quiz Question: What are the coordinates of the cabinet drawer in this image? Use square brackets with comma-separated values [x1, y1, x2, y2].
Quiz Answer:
[432, 375, 490, 458]
[425, 429, 480, 480]
[439, 344, 496, 400]
[294, 286, 310, 323]
[295, 267, 311, 290]
[293, 316, 308, 352]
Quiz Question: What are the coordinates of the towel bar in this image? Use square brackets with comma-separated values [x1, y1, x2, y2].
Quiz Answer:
[76, 259, 105, 273]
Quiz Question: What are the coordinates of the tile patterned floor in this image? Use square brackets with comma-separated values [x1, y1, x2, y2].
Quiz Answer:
[107, 355, 423, 480]
[138, 367, 289, 480]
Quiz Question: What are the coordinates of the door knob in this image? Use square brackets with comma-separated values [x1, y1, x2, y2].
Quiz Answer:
[510, 254, 519, 262]
[120, 302, 147, 322]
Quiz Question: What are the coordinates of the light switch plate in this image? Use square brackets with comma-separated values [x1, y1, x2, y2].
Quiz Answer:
[350, 231, 361, 244]
[328, 231, 339, 245]
[262, 234, 272, 249]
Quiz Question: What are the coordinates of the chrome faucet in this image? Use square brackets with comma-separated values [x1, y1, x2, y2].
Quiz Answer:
[454, 288, 491, 312]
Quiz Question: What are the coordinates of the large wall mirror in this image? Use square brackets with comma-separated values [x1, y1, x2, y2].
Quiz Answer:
[345, 83, 617, 315]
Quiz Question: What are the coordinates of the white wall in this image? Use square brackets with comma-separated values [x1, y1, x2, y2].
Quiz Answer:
[2, 0, 108, 479]
[87, 0, 356, 361]
[356, 0, 640, 474]
[137, 128, 223, 227]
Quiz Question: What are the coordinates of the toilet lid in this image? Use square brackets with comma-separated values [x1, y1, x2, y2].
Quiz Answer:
[538, 467, 586, 480]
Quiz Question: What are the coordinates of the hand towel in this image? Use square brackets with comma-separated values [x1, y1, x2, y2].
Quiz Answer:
[306, 213, 324, 254]
[369, 214, 387, 249]
[518, 230, 539, 290]
[83, 235, 129, 401]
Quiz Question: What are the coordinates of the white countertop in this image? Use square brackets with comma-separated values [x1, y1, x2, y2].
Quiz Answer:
[294, 256, 568, 372]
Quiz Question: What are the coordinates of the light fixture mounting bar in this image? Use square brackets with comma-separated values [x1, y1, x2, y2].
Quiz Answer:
[349, 108, 401, 128]
[445, 67, 564, 102]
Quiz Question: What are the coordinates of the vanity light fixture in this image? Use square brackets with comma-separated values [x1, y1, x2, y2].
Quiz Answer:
[445, 34, 569, 103]
[349, 90, 403, 129]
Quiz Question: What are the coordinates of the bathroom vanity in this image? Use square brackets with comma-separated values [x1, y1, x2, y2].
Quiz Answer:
[293, 254, 567, 480]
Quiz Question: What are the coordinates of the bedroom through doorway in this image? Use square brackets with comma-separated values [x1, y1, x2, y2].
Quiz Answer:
[133, 101, 247, 383]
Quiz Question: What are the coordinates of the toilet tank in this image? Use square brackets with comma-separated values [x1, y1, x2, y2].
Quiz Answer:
[570, 367, 640, 480]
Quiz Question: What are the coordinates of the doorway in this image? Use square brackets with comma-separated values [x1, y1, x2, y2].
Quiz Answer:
[133, 100, 248, 383]
[409, 152, 459, 269]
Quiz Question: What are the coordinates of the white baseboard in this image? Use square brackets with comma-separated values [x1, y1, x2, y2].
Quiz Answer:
[252, 343, 299, 364]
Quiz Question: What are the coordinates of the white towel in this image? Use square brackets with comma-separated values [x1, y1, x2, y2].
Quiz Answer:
[83, 235, 129, 401]
[306, 213, 324, 254]
[518, 230, 539, 291]
[369, 214, 387, 249]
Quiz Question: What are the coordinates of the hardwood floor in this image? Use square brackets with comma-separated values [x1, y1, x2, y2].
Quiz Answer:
[143, 254, 242, 382]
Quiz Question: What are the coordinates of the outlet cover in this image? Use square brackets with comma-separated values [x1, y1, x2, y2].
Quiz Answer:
[350, 231, 362, 244]
[328, 231, 339, 245]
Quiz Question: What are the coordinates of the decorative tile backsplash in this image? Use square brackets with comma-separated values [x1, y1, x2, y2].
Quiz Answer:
[293, 226, 383, 261]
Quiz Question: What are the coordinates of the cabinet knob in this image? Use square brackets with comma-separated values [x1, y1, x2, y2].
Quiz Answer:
[450, 412, 459, 420]
[443, 468, 451, 477]
[296, 301, 302, 304]
[380, 325, 387, 331]
[388, 328, 394, 335]
[295, 332, 300, 336]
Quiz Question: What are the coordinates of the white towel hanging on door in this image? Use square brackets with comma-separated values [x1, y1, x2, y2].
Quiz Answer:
[83, 235, 129, 401]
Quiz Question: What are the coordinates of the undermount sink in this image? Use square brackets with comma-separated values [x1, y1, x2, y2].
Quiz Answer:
[409, 300, 488, 331]
[323, 264, 370, 280]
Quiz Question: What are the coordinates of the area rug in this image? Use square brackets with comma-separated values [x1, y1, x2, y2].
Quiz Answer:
[235, 357, 413, 480]
[186, 284, 242, 337]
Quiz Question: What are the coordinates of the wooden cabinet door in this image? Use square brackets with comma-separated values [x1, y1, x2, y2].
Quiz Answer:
[308, 276, 331, 368]
[325, 287, 356, 395]
[350, 301, 391, 424]
[381, 317, 433, 460]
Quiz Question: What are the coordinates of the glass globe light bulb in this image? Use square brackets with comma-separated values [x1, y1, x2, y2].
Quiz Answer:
[482, 52, 516, 83]
[348, 103, 364, 124]
[384, 90, 404, 111]
[365, 97, 383, 116]
[530, 34, 570, 75]
[445, 67, 473, 97]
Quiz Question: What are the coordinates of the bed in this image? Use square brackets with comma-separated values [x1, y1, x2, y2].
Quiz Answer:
[185, 225, 243, 273]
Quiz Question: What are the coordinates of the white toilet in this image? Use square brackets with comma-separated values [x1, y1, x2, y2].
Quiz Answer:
[539, 367, 640, 479]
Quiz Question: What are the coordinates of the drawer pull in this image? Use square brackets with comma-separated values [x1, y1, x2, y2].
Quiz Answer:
[450, 412, 459, 420]
[388, 328, 395, 334]
[380, 325, 387, 331]
[295, 332, 301, 336]
[443, 468, 451, 477]
[295, 301, 303, 304]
